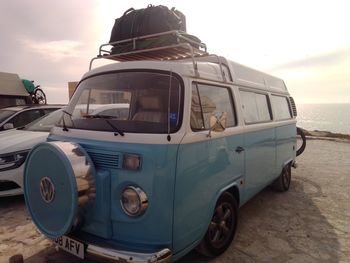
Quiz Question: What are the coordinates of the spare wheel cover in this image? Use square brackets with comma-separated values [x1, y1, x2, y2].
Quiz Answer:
[24, 141, 95, 239]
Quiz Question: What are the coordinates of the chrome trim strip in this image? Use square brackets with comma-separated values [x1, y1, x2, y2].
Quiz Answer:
[86, 245, 172, 263]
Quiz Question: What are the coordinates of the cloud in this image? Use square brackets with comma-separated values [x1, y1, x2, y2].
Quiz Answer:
[22, 39, 85, 62]
[269, 46, 350, 71]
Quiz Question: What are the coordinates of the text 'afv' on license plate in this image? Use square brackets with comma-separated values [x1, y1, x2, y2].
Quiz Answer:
[54, 236, 85, 259]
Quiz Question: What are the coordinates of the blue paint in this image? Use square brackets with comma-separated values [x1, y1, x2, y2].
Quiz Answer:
[26, 121, 296, 257]
[242, 127, 276, 203]
[48, 134, 177, 250]
[173, 133, 244, 253]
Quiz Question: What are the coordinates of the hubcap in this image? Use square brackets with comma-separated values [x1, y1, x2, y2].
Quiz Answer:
[208, 203, 234, 248]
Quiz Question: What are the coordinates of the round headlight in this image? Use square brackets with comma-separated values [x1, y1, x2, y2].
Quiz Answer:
[120, 186, 148, 217]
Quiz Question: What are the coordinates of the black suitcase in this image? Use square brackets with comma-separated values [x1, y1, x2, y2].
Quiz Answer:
[109, 5, 186, 43]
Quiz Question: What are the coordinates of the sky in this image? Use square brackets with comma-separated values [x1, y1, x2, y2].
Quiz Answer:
[0, 0, 349, 104]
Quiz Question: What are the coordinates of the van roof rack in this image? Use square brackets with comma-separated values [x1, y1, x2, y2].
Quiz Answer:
[89, 30, 209, 71]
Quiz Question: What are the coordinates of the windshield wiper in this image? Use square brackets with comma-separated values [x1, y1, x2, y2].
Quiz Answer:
[61, 110, 72, 131]
[105, 119, 124, 136]
[84, 115, 124, 136]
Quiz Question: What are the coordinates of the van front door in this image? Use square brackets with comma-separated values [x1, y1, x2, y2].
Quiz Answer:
[172, 82, 244, 255]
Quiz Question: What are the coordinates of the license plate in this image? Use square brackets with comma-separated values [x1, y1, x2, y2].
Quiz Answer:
[54, 235, 85, 259]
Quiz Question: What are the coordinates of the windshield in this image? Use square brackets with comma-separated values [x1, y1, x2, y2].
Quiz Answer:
[0, 110, 16, 123]
[61, 71, 183, 133]
[25, 109, 63, 132]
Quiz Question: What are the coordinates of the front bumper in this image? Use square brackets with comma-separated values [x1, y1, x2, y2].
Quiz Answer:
[59, 242, 172, 263]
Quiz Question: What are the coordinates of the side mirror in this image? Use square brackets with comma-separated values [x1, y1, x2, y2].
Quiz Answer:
[3, 123, 14, 130]
[208, 112, 227, 137]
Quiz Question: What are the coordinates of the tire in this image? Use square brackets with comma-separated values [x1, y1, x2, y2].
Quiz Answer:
[196, 192, 238, 257]
[272, 164, 291, 192]
[34, 88, 47, 104]
[296, 127, 306, 156]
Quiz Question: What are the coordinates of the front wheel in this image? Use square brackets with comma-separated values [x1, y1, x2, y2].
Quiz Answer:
[196, 192, 238, 257]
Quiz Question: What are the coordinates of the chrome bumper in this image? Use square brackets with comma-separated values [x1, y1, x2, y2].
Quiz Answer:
[86, 244, 172, 263]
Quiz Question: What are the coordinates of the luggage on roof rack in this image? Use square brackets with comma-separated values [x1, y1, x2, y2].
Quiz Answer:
[109, 5, 186, 43]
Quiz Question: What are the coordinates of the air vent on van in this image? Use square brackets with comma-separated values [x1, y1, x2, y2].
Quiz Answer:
[289, 97, 297, 117]
[86, 149, 122, 169]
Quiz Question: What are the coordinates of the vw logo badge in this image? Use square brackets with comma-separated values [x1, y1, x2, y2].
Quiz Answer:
[40, 177, 55, 203]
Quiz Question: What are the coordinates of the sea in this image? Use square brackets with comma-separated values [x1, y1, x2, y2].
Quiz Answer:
[296, 103, 350, 135]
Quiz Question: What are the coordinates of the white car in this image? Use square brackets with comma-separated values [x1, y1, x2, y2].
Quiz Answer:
[0, 109, 63, 196]
[0, 104, 62, 131]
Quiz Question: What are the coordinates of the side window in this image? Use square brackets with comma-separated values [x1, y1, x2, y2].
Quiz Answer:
[191, 83, 236, 131]
[271, 95, 292, 120]
[9, 109, 42, 128]
[240, 90, 271, 124]
[43, 108, 57, 115]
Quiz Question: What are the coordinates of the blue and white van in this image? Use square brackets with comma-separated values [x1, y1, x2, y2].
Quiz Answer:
[23, 33, 297, 262]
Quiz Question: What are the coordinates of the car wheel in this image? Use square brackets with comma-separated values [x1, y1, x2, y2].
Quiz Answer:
[196, 192, 238, 257]
[273, 164, 291, 192]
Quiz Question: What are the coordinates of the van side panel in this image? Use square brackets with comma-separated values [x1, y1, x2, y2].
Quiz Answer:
[173, 133, 244, 254]
[275, 123, 296, 172]
[242, 127, 276, 204]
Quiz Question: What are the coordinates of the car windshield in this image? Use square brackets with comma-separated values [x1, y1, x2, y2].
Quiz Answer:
[61, 71, 183, 133]
[25, 109, 63, 132]
[0, 110, 16, 123]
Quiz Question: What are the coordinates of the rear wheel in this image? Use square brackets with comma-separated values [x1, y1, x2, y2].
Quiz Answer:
[196, 192, 238, 257]
[272, 164, 291, 192]
[34, 88, 47, 104]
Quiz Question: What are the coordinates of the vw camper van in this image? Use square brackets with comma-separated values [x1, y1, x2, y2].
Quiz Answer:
[24, 31, 297, 262]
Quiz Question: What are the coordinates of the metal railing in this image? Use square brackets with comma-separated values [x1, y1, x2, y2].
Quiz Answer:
[89, 30, 229, 83]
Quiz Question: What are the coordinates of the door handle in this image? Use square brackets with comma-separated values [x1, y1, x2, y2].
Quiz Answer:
[235, 146, 245, 153]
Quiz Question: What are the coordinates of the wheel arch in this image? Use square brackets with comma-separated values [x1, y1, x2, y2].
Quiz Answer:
[198, 181, 241, 242]
[195, 181, 241, 257]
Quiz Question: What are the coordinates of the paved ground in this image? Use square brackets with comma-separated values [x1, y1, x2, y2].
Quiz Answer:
[0, 139, 349, 263]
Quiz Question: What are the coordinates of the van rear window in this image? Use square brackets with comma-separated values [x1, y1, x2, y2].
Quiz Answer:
[239, 90, 271, 124]
[271, 95, 292, 120]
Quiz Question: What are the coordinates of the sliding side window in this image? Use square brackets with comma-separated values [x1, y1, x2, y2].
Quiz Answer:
[191, 83, 236, 131]
[240, 90, 272, 124]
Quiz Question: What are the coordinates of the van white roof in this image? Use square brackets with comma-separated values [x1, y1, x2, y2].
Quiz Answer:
[84, 56, 288, 95]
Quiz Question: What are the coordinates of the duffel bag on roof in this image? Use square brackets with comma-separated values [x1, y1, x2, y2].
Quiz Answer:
[109, 5, 186, 43]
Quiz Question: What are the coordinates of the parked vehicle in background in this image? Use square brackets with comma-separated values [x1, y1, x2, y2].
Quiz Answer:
[0, 109, 63, 197]
[0, 105, 63, 131]
[0, 72, 32, 108]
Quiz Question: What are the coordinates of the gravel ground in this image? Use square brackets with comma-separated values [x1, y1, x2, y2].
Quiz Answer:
[0, 139, 349, 263]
